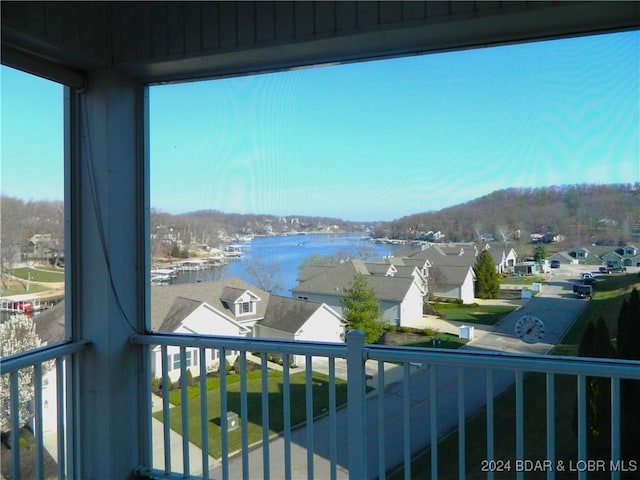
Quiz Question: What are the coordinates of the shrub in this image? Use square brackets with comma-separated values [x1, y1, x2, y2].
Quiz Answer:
[423, 328, 437, 337]
[399, 326, 411, 333]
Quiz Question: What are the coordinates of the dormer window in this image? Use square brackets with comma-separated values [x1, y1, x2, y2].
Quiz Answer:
[241, 301, 252, 314]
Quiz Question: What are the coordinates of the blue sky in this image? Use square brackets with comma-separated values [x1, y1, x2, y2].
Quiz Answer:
[3, 31, 639, 221]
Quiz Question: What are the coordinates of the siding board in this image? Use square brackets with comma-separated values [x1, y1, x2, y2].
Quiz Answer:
[135, 2, 153, 61]
[218, 2, 237, 48]
[356, 1, 379, 27]
[44, 2, 64, 41]
[450, 1, 476, 15]
[201, 2, 219, 50]
[184, 2, 202, 53]
[314, 2, 336, 35]
[62, 3, 80, 51]
[118, 2, 137, 62]
[167, 2, 185, 55]
[25, 2, 45, 35]
[2, 2, 26, 28]
[77, 3, 96, 58]
[151, 2, 169, 59]
[335, 2, 357, 31]
[475, 1, 502, 12]
[274, 2, 295, 40]
[426, 2, 451, 18]
[379, 1, 403, 24]
[402, 2, 426, 20]
[236, 1, 256, 46]
[294, 2, 315, 37]
[255, 1, 275, 43]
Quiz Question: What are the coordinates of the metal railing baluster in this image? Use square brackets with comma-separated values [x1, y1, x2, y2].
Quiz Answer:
[261, 352, 270, 480]
[486, 369, 494, 480]
[377, 359, 386, 480]
[306, 355, 315, 479]
[220, 347, 229, 480]
[458, 367, 465, 480]
[546, 373, 555, 480]
[515, 370, 524, 480]
[283, 353, 292, 480]
[430, 364, 438, 480]
[403, 362, 411, 480]
[240, 351, 249, 480]
[329, 357, 337, 480]
[161, 345, 171, 474]
[199, 348, 209, 480]
[179, 346, 190, 477]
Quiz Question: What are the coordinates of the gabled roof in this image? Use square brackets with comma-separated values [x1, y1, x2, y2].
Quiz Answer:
[157, 296, 204, 333]
[259, 296, 339, 334]
[151, 278, 269, 330]
[34, 301, 66, 345]
[430, 265, 475, 286]
[220, 286, 261, 305]
[294, 260, 416, 302]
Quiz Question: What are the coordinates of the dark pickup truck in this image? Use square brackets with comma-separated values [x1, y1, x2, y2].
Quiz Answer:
[573, 283, 593, 298]
[599, 266, 627, 273]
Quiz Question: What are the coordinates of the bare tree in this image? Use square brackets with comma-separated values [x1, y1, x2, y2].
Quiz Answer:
[242, 258, 283, 294]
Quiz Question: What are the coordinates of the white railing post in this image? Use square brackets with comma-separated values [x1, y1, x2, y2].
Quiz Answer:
[346, 330, 367, 479]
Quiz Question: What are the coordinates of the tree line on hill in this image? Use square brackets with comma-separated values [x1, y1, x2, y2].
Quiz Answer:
[3, 183, 639, 266]
[374, 183, 640, 245]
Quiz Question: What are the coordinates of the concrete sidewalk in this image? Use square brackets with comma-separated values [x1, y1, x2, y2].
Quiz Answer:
[151, 394, 218, 476]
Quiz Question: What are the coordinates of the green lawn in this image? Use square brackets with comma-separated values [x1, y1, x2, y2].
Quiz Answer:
[154, 370, 348, 459]
[435, 304, 517, 326]
[500, 275, 546, 285]
[404, 333, 468, 350]
[553, 273, 640, 356]
[0, 283, 49, 296]
[11, 267, 65, 283]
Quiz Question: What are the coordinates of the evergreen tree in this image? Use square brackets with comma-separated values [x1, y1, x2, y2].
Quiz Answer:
[577, 317, 614, 461]
[616, 288, 640, 469]
[341, 273, 386, 344]
[533, 244, 547, 264]
[473, 250, 500, 299]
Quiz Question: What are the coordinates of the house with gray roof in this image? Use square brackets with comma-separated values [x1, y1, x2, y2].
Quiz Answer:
[151, 278, 344, 380]
[292, 259, 426, 328]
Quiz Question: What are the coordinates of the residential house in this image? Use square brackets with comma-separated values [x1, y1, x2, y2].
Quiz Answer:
[293, 259, 426, 328]
[151, 279, 345, 380]
[429, 265, 476, 304]
[565, 245, 640, 267]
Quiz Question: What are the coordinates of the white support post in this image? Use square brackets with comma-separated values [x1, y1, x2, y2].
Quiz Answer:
[346, 330, 367, 479]
[67, 68, 148, 479]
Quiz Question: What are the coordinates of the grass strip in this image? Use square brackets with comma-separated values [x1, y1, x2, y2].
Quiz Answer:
[153, 370, 347, 459]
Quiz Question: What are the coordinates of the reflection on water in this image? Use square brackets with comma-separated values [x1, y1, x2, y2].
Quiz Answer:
[171, 233, 403, 295]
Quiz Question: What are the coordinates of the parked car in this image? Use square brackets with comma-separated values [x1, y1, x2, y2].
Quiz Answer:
[581, 272, 593, 280]
[609, 266, 627, 273]
[574, 284, 593, 299]
[550, 260, 561, 268]
[582, 277, 596, 288]
[599, 266, 610, 274]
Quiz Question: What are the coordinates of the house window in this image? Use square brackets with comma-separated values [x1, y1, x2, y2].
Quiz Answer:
[172, 351, 192, 370]
[241, 301, 252, 314]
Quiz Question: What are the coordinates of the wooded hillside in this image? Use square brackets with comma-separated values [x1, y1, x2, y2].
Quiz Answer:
[377, 183, 640, 245]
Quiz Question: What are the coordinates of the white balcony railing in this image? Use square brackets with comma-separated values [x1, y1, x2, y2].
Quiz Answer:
[0, 340, 90, 480]
[1, 333, 638, 479]
[131, 331, 640, 480]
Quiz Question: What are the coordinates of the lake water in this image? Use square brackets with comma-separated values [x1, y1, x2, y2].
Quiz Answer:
[172, 233, 405, 295]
